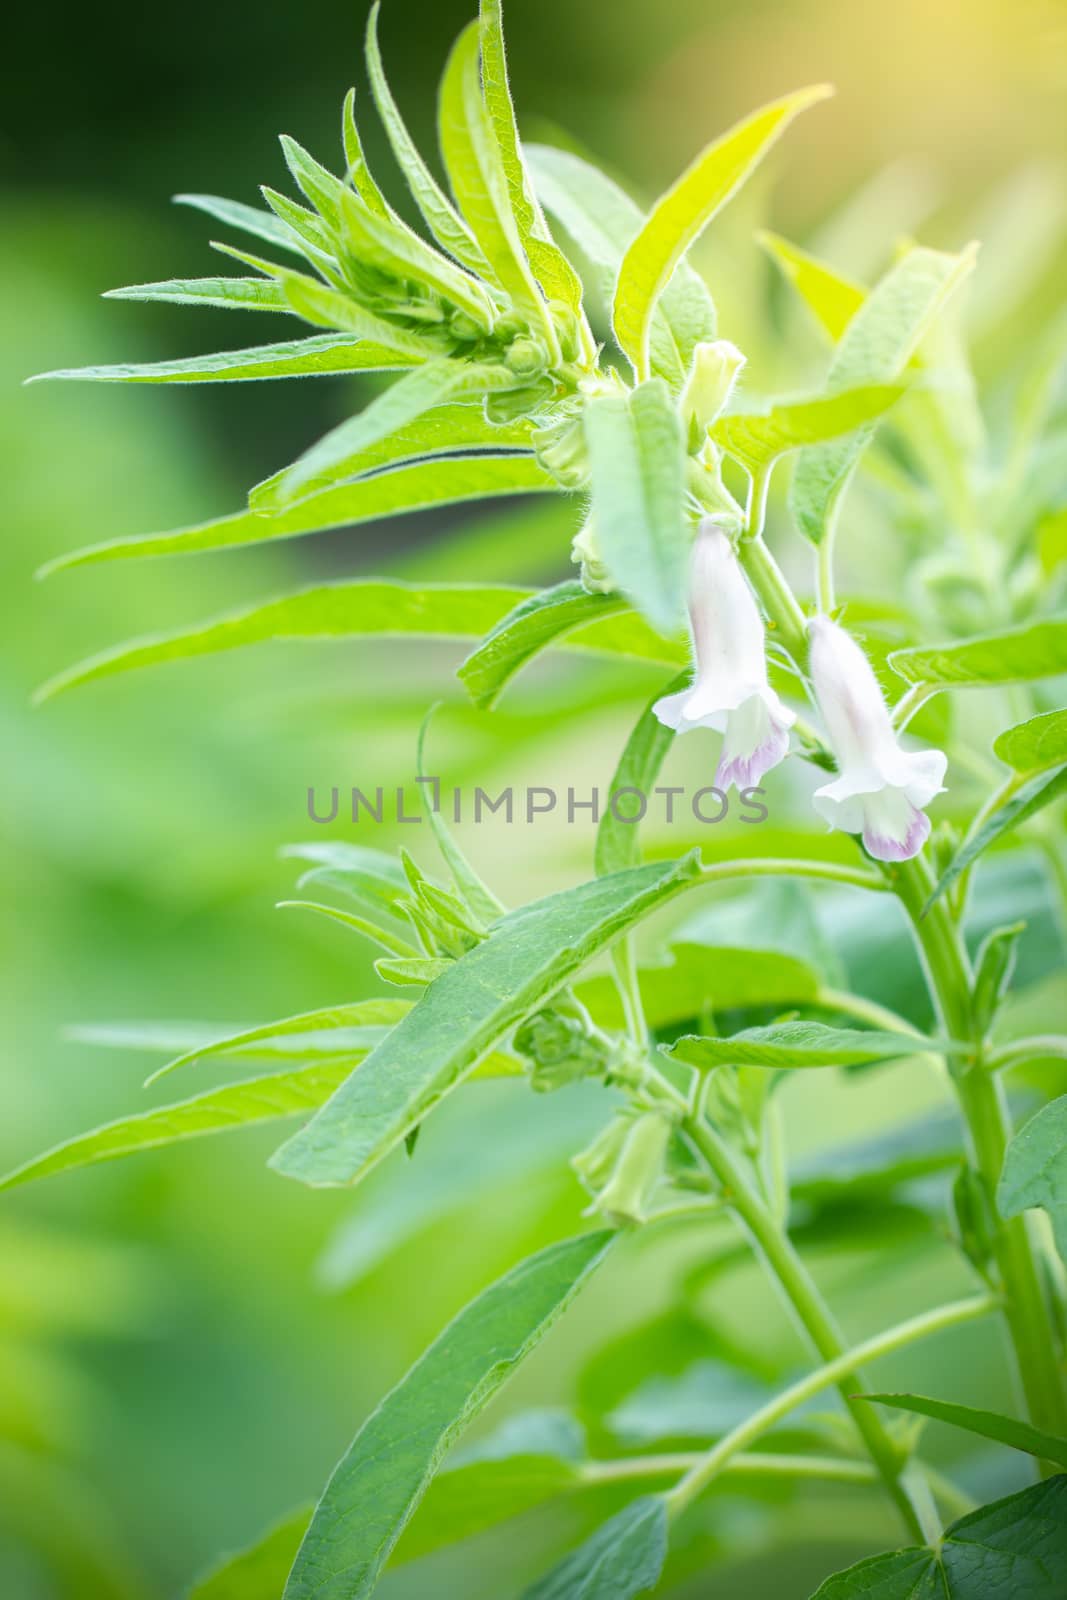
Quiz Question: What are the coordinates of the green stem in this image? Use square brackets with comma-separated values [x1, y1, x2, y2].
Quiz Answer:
[682, 1113, 931, 1540]
[892, 856, 1067, 1443]
[579, 1450, 878, 1488]
[987, 1035, 1067, 1071]
[665, 1288, 996, 1519]
[697, 858, 886, 893]
[736, 535, 809, 664]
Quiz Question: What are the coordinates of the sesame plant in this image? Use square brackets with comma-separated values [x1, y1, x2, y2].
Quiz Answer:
[13, 1, 1067, 1595]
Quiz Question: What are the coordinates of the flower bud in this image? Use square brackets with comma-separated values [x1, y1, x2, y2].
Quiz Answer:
[681, 340, 747, 442]
[570, 515, 616, 594]
[582, 1111, 673, 1226]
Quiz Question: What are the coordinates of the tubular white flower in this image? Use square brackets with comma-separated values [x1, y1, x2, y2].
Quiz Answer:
[653, 521, 795, 789]
[808, 614, 947, 863]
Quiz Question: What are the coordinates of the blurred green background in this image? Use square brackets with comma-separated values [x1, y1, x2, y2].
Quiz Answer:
[3, 1, 1066, 1595]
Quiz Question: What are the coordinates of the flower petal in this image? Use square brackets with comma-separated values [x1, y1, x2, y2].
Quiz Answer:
[715, 690, 795, 790]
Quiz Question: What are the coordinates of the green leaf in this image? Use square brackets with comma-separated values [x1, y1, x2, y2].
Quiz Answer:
[865, 1393, 1067, 1469]
[0, 1061, 365, 1193]
[103, 276, 289, 313]
[340, 88, 393, 218]
[522, 1495, 668, 1600]
[999, 1094, 1067, 1264]
[613, 85, 830, 378]
[173, 191, 306, 256]
[809, 1476, 1067, 1598]
[527, 143, 715, 386]
[281, 1232, 613, 1600]
[29, 333, 419, 386]
[477, 0, 583, 314]
[995, 710, 1067, 774]
[595, 674, 686, 878]
[278, 133, 347, 227]
[438, 22, 544, 320]
[263, 361, 518, 506]
[790, 244, 978, 544]
[926, 766, 1067, 908]
[146, 997, 409, 1086]
[364, 4, 487, 275]
[271, 855, 700, 1187]
[336, 185, 496, 330]
[189, 1507, 311, 1600]
[417, 708, 505, 926]
[711, 383, 904, 473]
[399, 1450, 580, 1565]
[757, 230, 865, 342]
[583, 379, 688, 633]
[891, 617, 1067, 688]
[39, 456, 554, 575]
[274, 274, 433, 357]
[35, 581, 534, 700]
[457, 580, 682, 709]
[667, 1021, 938, 1072]
[278, 899, 418, 959]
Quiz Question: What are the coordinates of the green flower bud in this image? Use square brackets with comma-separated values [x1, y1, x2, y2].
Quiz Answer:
[504, 336, 549, 378]
[681, 340, 746, 440]
[449, 309, 484, 342]
[513, 997, 614, 1092]
[585, 1111, 673, 1226]
[570, 515, 616, 595]
[548, 301, 582, 363]
[531, 414, 589, 490]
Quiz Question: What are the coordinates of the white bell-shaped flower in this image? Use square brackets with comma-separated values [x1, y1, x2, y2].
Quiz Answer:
[653, 522, 795, 789]
[808, 614, 947, 862]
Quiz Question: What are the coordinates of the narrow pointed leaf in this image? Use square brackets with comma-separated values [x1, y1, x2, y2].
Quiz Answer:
[711, 383, 904, 472]
[758, 230, 865, 342]
[147, 998, 410, 1086]
[276, 274, 432, 356]
[613, 86, 831, 377]
[278, 901, 418, 958]
[29, 333, 418, 386]
[438, 22, 544, 319]
[668, 1021, 938, 1072]
[417, 709, 505, 925]
[811, 1477, 1067, 1598]
[341, 88, 393, 218]
[337, 186, 495, 329]
[999, 1094, 1067, 1264]
[926, 765, 1067, 908]
[994, 710, 1067, 774]
[891, 617, 1067, 688]
[262, 362, 517, 507]
[790, 244, 977, 544]
[528, 143, 716, 384]
[40, 456, 554, 575]
[271, 855, 700, 1187]
[364, 4, 487, 274]
[866, 1393, 1067, 1469]
[103, 277, 289, 313]
[279, 134, 347, 227]
[595, 673, 686, 877]
[281, 1232, 613, 1600]
[478, 0, 583, 312]
[523, 1495, 668, 1600]
[0, 1061, 364, 1193]
[173, 192, 306, 255]
[259, 188, 341, 263]
[583, 378, 688, 633]
[189, 1507, 311, 1600]
[457, 580, 682, 709]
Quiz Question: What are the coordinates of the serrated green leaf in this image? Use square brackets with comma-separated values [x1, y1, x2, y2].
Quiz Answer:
[30, 333, 418, 386]
[35, 581, 535, 699]
[999, 1094, 1067, 1264]
[103, 276, 289, 313]
[0, 1061, 363, 1194]
[866, 1393, 1067, 1469]
[758, 230, 865, 342]
[364, 5, 488, 275]
[523, 1495, 667, 1600]
[810, 1476, 1067, 1598]
[927, 765, 1067, 908]
[711, 383, 904, 472]
[583, 378, 688, 633]
[271, 856, 700, 1187]
[790, 244, 977, 544]
[189, 1507, 311, 1600]
[438, 22, 545, 320]
[891, 617, 1067, 689]
[667, 1021, 938, 1072]
[613, 86, 830, 377]
[281, 1232, 613, 1600]
[456, 580, 682, 710]
[527, 143, 716, 386]
[995, 710, 1067, 774]
[173, 192, 306, 255]
[262, 361, 517, 507]
[478, 1, 583, 314]
[40, 456, 554, 575]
